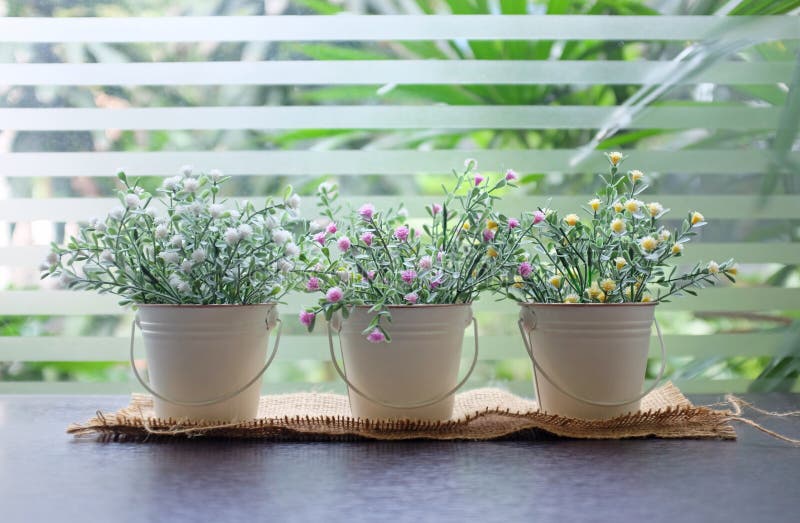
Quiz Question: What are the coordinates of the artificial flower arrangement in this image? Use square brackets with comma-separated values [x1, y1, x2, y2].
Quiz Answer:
[500, 152, 738, 304]
[298, 159, 530, 342]
[42, 166, 307, 305]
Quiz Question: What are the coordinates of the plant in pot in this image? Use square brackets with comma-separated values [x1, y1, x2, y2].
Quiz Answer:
[299, 160, 529, 420]
[42, 167, 307, 421]
[501, 152, 738, 420]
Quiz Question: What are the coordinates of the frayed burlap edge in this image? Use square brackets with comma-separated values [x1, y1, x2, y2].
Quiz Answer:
[67, 382, 737, 442]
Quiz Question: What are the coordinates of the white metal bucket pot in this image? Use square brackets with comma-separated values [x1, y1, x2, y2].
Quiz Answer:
[130, 304, 282, 422]
[517, 303, 666, 420]
[328, 304, 479, 421]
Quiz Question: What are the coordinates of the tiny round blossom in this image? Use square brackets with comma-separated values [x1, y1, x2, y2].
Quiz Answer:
[360, 231, 374, 246]
[337, 269, 349, 283]
[397, 208, 409, 219]
[306, 277, 321, 292]
[641, 295, 653, 303]
[588, 198, 601, 212]
[513, 275, 524, 288]
[639, 236, 658, 252]
[647, 202, 664, 217]
[564, 293, 579, 303]
[228, 210, 240, 220]
[508, 218, 520, 229]
[437, 251, 444, 262]
[394, 226, 409, 242]
[313, 232, 326, 246]
[191, 249, 207, 263]
[486, 220, 499, 231]
[482, 229, 495, 242]
[691, 211, 705, 226]
[337, 236, 352, 252]
[564, 214, 580, 227]
[615, 257, 627, 270]
[272, 229, 291, 245]
[209, 204, 225, 218]
[367, 328, 386, 344]
[671, 243, 684, 255]
[518, 262, 533, 278]
[610, 218, 626, 235]
[727, 264, 738, 276]
[181, 260, 194, 273]
[419, 256, 433, 270]
[326, 287, 343, 303]
[209, 169, 223, 182]
[95, 222, 107, 234]
[586, 282, 603, 300]
[404, 292, 419, 304]
[170, 235, 184, 248]
[613, 201, 624, 213]
[180, 165, 193, 177]
[100, 249, 114, 263]
[487, 247, 498, 258]
[299, 311, 315, 327]
[462, 222, 471, 231]
[474, 174, 484, 186]
[624, 199, 642, 213]
[326, 222, 338, 234]
[367, 270, 376, 281]
[287, 194, 302, 210]
[658, 229, 671, 242]
[155, 225, 169, 240]
[45, 252, 59, 265]
[607, 151, 623, 166]
[162, 176, 181, 191]
[401, 269, 417, 284]
[533, 211, 546, 225]
[183, 178, 199, 193]
[158, 251, 180, 264]
[285, 243, 300, 257]
[600, 278, 616, 293]
[629, 170, 644, 182]
[236, 224, 253, 240]
[505, 169, 518, 181]
[176, 281, 191, 294]
[549, 275, 562, 288]
[358, 203, 375, 221]
[124, 193, 141, 209]
[432, 203, 443, 216]
[224, 227, 241, 245]
[707, 260, 720, 274]
[278, 259, 294, 273]
[109, 206, 125, 220]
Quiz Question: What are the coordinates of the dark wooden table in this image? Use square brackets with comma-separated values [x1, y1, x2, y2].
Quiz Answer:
[1, 394, 799, 523]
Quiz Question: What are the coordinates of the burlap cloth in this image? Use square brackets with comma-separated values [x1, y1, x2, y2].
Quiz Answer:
[67, 382, 737, 441]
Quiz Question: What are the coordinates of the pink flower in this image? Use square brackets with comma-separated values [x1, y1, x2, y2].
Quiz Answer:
[326, 287, 343, 303]
[299, 311, 315, 327]
[367, 328, 386, 343]
[533, 211, 546, 225]
[474, 174, 484, 186]
[437, 251, 444, 262]
[430, 273, 443, 289]
[360, 231, 374, 246]
[483, 229, 495, 242]
[367, 270, 376, 280]
[313, 232, 326, 245]
[419, 255, 433, 270]
[306, 277, 320, 291]
[404, 292, 418, 304]
[358, 203, 375, 221]
[505, 169, 518, 181]
[508, 218, 520, 229]
[394, 225, 409, 242]
[518, 262, 532, 278]
[326, 222, 337, 234]
[337, 236, 351, 252]
[432, 203, 443, 216]
[401, 269, 417, 284]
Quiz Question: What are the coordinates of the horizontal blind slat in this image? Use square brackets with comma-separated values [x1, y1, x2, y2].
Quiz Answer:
[0, 333, 785, 361]
[0, 106, 781, 131]
[2, 196, 797, 222]
[1, 150, 792, 177]
[0, 289, 796, 315]
[0, 16, 796, 43]
[0, 61, 791, 86]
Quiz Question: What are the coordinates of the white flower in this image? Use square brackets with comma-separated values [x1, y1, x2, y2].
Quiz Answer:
[228, 210, 240, 220]
[309, 220, 324, 233]
[170, 235, 184, 248]
[284, 242, 300, 257]
[317, 181, 335, 194]
[224, 227, 241, 245]
[175, 204, 188, 215]
[210, 204, 225, 218]
[180, 260, 193, 273]
[133, 186, 145, 196]
[191, 249, 207, 263]
[397, 208, 409, 219]
[45, 252, 59, 265]
[180, 165, 193, 177]
[95, 222, 108, 233]
[158, 251, 180, 264]
[209, 169, 222, 182]
[176, 281, 191, 294]
[658, 229, 671, 242]
[100, 249, 114, 263]
[189, 201, 204, 216]
[337, 269, 350, 282]
[237, 223, 253, 240]
[278, 259, 293, 274]
[108, 206, 125, 220]
[162, 176, 181, 191]
[707, 260, 720, 274]
[155, 225, 169, 240]
[145, 208, 157, 218]
[183, 178, 199, 193]
[59, 273, 74, 287]
[265, 215, 279, 230]
[287, 194, 301, 210]
[272, 229, 291, 245]
[124, 194, 140, 209]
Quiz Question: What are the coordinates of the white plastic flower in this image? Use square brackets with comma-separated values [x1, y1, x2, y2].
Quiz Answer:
[287, 194, 301, 210]
[95, 222, 108, 233]
[210, 204, 225, 218]
[155, 225, 169, 240]
[285, 242, 300, 257]
[189, 201, 204, 215]
[45, 252, 59, 265]
[265, 215, 279, 230]
[191, 249, 207, 263]
[180, 165, 194, 177]
[183, 178, 199, 193]
[170, 235, 184, 248]
[397, 208, 409, 219]
[158, 251, 180, 264]
[108, 206, 125, 220]
[278, 259, 294, 274]
[162, 176, 181, 191]
[209, 169, 222, 182]
[224, 227, 241, 245]
[180, 260, 193, 273]
[272, 229, 291, 245]
[237, 223, 253, 240]
[228, 210, 241, 220]
[124, 194, 141, 209]
[100, 249, 115, 263]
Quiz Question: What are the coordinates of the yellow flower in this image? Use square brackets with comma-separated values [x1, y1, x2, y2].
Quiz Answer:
[625, 286, 636, 300]
[647, 202, 663, 217]
[624, 199, 641, 213]
[727, 264, 738, 276]
[462, 222, 471, 231]
[549, 275, 562, 288]
[564, 213, 580, 227]
[600, 278, 616, 293]
[564, 293, 579, 303]
[691, 211, 704, 225]
[613, 201, 624, 213]
[487, 247, 498, 258]
[629, 170, 644, 182]
[641, 294, 653, 303]
[671, 243, 684, 255]
[639, 236, 658, 252]
[513, 275, 524, 288]
[586, 281, 602, 299]
[588, 198, 602, 212]
[615, 257, 627, 270]
[597, 291, 607, 303]
[486, 220, 499, 231]
[707, 260, 720, 274]
[607, 151, 623, 166]
[610, 218, 626, 235]
[658, 229, 671, 242]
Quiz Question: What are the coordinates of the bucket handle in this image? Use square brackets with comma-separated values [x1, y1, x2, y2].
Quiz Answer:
[327, 317, 480, 411]
[129, 315, 282, 407]
[517, 313, 667, 408]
